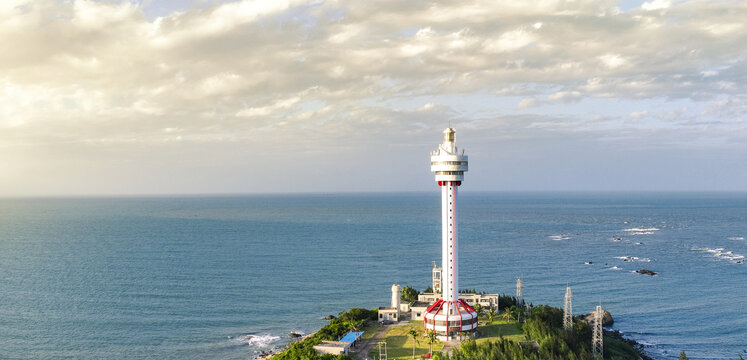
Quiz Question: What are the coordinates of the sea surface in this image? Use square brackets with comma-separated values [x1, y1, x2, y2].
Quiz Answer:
[0, 192, 745, 359]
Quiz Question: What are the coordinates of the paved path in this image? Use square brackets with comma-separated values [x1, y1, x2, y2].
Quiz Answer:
[350, 322, 412, 360]
[440, 339, 460, 355]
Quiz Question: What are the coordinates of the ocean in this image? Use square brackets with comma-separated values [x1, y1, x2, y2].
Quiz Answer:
[0, 192, 745, 359]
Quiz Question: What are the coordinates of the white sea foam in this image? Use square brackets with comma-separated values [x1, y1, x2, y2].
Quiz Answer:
[549, 235, 571, 241]
[249, 334, 281, 347]
[691, 246, 745, 263]
[728, 236, 745, 241]
[228, 334, 281, 348]
[623, 227, 659, 232]
[608, 266, 622, 270]
[614, 256, 651, 262]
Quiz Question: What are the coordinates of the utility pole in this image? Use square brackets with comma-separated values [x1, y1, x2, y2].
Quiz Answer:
[377, 341, 387, 360]
[563, 284, 573, 332]
[516, 277, 523, 308]
[592, 305, 603, 359]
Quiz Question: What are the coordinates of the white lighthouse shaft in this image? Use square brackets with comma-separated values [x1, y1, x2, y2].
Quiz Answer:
[442, 183, 458, 303]
[425, 127, 475, 340]
[430, 128, 468, 305]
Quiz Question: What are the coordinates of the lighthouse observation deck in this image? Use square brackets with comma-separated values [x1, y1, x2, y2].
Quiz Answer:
[430, 128, 468, 183]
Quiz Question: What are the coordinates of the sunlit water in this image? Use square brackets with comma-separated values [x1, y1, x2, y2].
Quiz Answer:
[0, 193, 745, 359]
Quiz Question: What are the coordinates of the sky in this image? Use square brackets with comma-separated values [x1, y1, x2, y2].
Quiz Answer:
[1, 0, 745, 196]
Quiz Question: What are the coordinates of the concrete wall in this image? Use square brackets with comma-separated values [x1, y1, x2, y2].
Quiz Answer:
[313, 341, 350, 355]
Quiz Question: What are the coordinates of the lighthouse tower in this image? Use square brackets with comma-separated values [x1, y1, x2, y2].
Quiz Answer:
[423, 128, 478, 340]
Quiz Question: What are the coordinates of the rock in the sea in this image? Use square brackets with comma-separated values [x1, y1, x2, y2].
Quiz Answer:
[635, 269, 657, 276]
[578, 309, 614, 326]
[324, 315, 335, 320]
[289, 332, 303, 338]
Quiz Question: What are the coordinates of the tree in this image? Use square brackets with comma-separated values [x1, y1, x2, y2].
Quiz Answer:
[501, 308, 514, 322]
[679, 351, 689, 360]
[425, 330, 439, 356]
[424, 286, 434, 293]
[487, 307, 497, 323]
[408, 329, 419, 360]
[474, 303, 483, 319]
[401, 286, 420, 304]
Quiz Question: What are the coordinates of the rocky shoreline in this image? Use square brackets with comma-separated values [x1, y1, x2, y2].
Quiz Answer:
[604, 329, 655, 360]
[255, 333, 314, 360]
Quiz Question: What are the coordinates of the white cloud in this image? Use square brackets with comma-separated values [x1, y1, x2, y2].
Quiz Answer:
[150, 0, 300, 47]
[73, 0, 140, 30]
[236, 96, 300, 117]
[598, 54, 627, 69]
[328, 24, 362, 44]
[517, 98, 538, 109]
[641, 0, 671, 11]
[548, 91, 582, 103]
[629, 111, 648, 119]
[702, 23, 743, 36]
[483, 29, 536, 53]
[200, 72, 244, 96]
[1, 0, 746, 194]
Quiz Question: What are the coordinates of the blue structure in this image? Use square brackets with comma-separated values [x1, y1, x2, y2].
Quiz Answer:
[339, 331, 363, 343]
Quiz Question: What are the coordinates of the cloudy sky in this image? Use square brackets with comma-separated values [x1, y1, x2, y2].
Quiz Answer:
[1, 0, 745, 196]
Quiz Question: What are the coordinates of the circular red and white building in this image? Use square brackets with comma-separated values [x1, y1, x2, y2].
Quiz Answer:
[423, 128, 478, 340]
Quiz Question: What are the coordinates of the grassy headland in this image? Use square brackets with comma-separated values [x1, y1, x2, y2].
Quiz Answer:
[269, 300, 649, 360]
[270, 308, 376, 360]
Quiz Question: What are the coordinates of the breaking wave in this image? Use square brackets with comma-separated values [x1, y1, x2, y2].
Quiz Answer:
[614, 256, 651, 263]
[728, 237, 745, 241]
[227, 334, 281, 348]
[623, 227, 659, 233]
[691, 247, 745, 264]
[549, 235, 571, 241]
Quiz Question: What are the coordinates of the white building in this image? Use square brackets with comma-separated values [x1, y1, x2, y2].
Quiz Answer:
[378, 284, 402, 323]
[313, 341, 351, 355]
[419, 261, 499, 311]
[418, 292, 499, 312]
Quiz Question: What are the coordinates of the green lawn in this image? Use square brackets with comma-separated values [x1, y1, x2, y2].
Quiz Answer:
[475, 320, 524, 344]
[368, 324, 445, 359]
[360, 321, 383, 341]
[367, 320, 524, 359]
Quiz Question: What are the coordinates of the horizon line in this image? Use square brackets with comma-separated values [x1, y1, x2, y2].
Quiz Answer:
[3, 189, 747, 199]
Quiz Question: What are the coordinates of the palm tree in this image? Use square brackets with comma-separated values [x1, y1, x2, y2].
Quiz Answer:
[487, 307, 497, 323]
[425, 330, 438, 356]
[501, 309, 513, 322]
[474, 303, 483, 320]
[408, 329, 419, 360]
